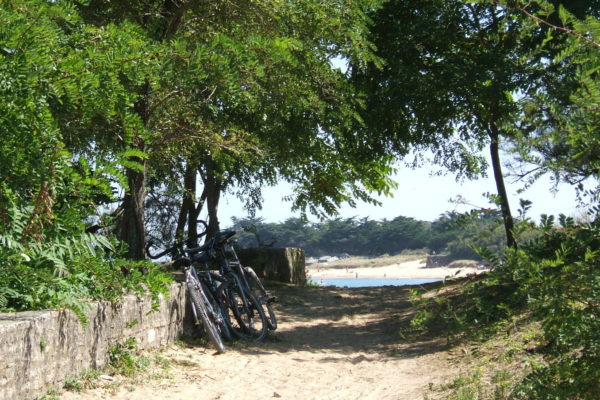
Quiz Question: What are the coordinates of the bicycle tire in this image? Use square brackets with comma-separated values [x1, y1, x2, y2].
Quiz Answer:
[244, 267, 277, 330]
[187, 279, 226, 353]
[219, 280, 268, 342]
[199, 279, 233, 342]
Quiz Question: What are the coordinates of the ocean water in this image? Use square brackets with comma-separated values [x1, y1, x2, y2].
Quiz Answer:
[312, 277, 440, 288]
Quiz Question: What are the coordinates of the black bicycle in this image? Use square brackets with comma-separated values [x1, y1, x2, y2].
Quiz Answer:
[186, 229, 271, 342]
[219, 238, 277, 331]
[146, 232, 230, 353]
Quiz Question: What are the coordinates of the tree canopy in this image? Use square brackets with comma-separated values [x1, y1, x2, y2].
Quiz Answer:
[1, 0, 399, 258]
[228, 212, 507, 259]
[4, 0, 596, 261]
[350, 0, 599, 248]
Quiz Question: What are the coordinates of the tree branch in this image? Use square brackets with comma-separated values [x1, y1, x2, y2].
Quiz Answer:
[495, 1, 600, 49]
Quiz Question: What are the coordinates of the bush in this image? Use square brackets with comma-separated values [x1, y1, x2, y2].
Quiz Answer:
[507, 214, 600, 399]
[0, 202, 171, 319]
[410, 212, 600, 399]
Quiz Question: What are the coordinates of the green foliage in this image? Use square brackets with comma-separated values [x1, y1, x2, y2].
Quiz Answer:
[351, 0, 540, 175]
[228, 212, 511, 259]
[0, 0, 172, 313]
[1, 0, 394, 312]
[33, 390, 59, 400]
[507, 214, 600, 399]
[0, 197, 171, 318]
[62, 369, 104, 393]
[107, 337, 150, 376]
[409, 211, 600, 399]
[230, 215, 433, 256]
[507, 0, 600, 198]
[431, 210, 508, 260]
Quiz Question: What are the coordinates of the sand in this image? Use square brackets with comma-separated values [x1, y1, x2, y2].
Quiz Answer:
[59, 284, 458, 400]
[307, 259, 484, 280]
[55, 258, 485, 400]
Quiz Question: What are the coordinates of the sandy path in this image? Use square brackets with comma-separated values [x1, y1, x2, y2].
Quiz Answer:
[59, 284, 454, 400]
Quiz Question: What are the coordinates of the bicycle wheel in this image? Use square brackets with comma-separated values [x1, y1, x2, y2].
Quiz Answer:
[199, 279, 233, 342]
[187, 279, 226, 353]
[219, 280, 268, 342]
[243, 267, 277, 330]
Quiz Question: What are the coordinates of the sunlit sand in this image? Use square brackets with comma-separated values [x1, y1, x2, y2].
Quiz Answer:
[307, 259, 484, 280]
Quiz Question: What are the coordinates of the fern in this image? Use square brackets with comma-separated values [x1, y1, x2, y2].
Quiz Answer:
[0, 200, 170, 319]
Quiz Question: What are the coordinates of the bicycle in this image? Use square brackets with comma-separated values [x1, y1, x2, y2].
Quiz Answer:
[186, 229, 271, 342]
[219, 239, 277, 331]
[146, 232, 230, 353]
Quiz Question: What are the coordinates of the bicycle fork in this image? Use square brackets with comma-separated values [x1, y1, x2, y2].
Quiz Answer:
[187, 273, 225, 327]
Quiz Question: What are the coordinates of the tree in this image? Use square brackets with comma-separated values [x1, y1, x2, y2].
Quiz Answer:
[74, 0, 397, 256]
[352, 0, 557, 248]
[0, 1, 172, 315]
[229, 215, 435, 256]
[0, 0, 133, 233]
[504, 1, 600, 200]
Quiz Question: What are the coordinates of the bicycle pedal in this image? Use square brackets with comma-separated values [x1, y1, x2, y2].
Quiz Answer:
[259, 294, 275, 304]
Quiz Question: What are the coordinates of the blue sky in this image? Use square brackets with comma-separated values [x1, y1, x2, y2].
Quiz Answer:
[214, 160, 588, 226]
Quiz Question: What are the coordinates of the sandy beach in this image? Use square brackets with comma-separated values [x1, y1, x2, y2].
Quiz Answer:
[307, 259, 484, 280]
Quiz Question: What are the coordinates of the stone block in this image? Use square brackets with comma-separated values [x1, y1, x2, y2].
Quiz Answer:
[237, 247, 306, 285]
[425, 254, 453, 268]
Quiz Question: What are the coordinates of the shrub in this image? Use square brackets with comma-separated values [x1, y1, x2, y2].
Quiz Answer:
[507, 214, 600, 399]
[0, 201, 171, 319]
[410, 212, 600, 399]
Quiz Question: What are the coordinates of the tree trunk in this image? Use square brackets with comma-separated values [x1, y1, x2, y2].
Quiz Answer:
[203, 160, 222, 241]
[175, 163, 196, 241]
[489, 127, 517, 248]
[118, 161, 147, 259]
[118, 80, 150, 260]
[189, 185, 208, 246]
[174, 199, 189, 242]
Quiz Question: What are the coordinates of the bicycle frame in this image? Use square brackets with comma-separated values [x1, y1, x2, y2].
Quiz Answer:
[184, 264, 227, 333]
[192, 238, 269, 341]
[221, 242, 270, 303]
[196, 252, 254, 320]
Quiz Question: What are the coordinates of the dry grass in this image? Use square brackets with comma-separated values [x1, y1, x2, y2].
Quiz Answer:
[427, 315, 543, 400]
[412, 279, 543, 400]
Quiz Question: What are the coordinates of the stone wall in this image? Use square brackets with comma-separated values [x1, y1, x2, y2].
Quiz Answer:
[0, 249, 304, 399]
[237, 247, 306, 285]
[0, 282, 188, 400]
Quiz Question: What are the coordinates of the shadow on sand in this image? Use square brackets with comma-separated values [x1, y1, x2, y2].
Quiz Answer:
[225, 283, 449, 362]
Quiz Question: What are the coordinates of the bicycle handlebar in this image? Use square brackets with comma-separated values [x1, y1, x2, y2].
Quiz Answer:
[145, 221, 235, 261]
[197, 219, 208, 230]
[146, 230, 207, 260]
